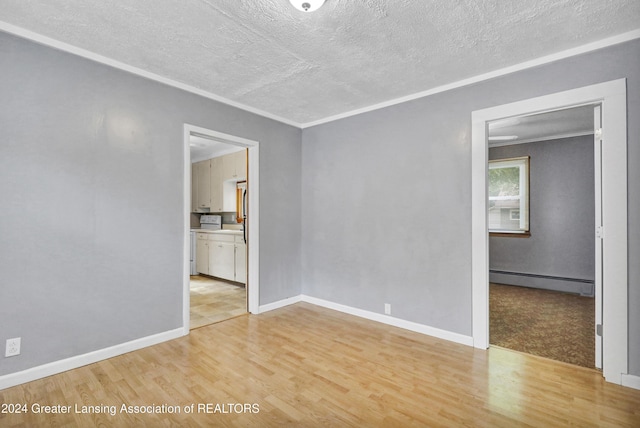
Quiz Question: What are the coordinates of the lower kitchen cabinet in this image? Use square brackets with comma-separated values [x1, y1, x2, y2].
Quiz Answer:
[210, 244, 235, 281]
[235, 237, 247, 284]
[209, 235, 235, 281]
[196, 233, 210, 275]
[196, 232, 247, 284]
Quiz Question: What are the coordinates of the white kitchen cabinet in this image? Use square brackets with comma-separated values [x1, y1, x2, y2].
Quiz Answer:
[209, 234, 235, 281]
[235, 150, 247, 181]
[192, 152, 245, 214]
[222, 150, 246, 181]
[201, 232, 247, 284]
[196, 233, 210, 275]
[209, 156, 223, 212]
[235, 236, 247, 284]
[191, 164, 197, 212]
[193, 160, 211, 211]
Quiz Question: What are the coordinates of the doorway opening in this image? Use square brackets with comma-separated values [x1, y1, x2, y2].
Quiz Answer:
[471, 79, 628, 385]
[182, 124, 260, 334]
[486, 104, 599, 368]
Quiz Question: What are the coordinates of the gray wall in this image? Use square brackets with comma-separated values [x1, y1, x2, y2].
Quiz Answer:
[489, 136, 595, 295]
[2, 31, 638, 380]
[301, 39, 640, 375]
[0, 32, 301, 376]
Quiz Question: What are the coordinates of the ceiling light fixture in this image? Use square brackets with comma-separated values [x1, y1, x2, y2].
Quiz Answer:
[289, 0, 325, 12]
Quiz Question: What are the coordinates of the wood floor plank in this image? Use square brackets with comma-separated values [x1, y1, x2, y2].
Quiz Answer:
[1, 302, 639, 427]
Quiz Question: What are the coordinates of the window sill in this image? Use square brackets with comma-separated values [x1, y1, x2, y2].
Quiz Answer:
[490, 231, 531, 238]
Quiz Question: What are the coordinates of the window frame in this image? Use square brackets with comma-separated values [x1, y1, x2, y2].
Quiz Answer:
[488, 156, 530, 236]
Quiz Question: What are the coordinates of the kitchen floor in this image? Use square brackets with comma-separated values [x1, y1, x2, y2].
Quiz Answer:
[190, 275, 247, 329]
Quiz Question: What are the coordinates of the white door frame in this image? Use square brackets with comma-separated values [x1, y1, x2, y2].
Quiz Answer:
[182, 124, 260, 334]
[593, 105, 603, 369]
[471, 79, 628, 384]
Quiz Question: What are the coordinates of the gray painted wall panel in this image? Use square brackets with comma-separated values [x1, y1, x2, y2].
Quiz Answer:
[301, 100, 472, 335]
[489, 136, 595, 294]
[301, 40, 640, 374]
[0, 32, 301, 376]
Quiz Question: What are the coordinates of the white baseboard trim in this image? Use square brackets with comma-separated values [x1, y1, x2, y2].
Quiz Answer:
[0, 328, 185, 391]
[0, 296, 481, 390]
[300, 295, 474, 347]
[257, 295, 302, 313]
[621, 373, 640, 390]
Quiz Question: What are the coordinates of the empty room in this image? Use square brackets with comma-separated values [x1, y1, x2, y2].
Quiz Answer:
[1, 1, 639, 426]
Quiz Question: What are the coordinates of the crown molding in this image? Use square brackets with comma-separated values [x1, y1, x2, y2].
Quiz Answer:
[2, 21, 638, 130]
[300, 28, 640, 128]
[0, 21, 302, 128]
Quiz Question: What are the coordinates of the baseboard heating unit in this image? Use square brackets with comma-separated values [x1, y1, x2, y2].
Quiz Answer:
[489, 270, 595, 297]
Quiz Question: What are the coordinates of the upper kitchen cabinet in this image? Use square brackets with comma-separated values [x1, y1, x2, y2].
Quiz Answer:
[222, 150, 247, 181]
[209, 156, 224, 213]
[191, 150, 246, 213]
[193, 159, 211, 211]
[191, 164, 197, 212]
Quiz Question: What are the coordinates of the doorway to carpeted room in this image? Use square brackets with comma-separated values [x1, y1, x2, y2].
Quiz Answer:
[489, 283, 595, 368]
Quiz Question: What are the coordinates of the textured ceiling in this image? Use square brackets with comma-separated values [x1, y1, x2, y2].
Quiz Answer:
[1, 1, 639, 126]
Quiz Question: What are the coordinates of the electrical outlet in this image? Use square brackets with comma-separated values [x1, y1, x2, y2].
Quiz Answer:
[5, 337, 21, 357]
[384, 303, 391, 315]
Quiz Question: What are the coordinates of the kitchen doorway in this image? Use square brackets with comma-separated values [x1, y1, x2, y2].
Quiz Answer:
[471, 79, 628, 385]
[182, 124, 260, 333]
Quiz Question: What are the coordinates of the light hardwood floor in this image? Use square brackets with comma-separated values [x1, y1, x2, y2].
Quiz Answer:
[190, 275, 246, 329]
[1, 303, 639, 427]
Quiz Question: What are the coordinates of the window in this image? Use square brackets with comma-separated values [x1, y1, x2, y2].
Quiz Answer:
[488, 156, 529, 234]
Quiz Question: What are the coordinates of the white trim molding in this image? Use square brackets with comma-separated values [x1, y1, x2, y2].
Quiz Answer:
[258, 295, 303, 314]
[257, 294, 473, 346]
[0, 328, 184, 391]
[471, 79, 628, 385]
[302, 29, 640, 128]
[621, 374, 640, 391]
[2, 21, 638, 130]
[301, 295, 474, 347]
[0, 21, 299, 128]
